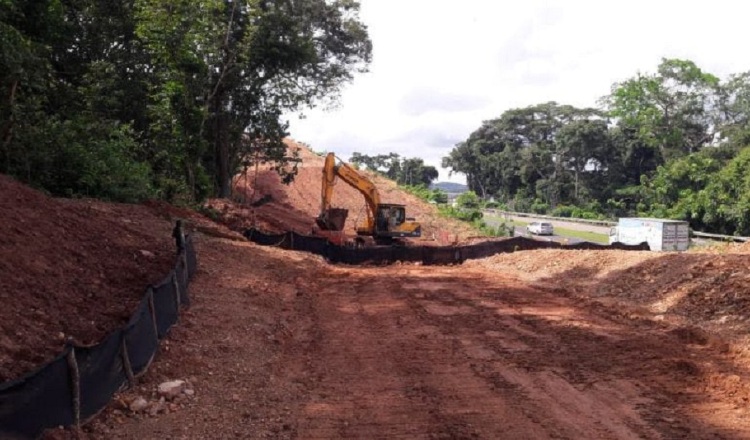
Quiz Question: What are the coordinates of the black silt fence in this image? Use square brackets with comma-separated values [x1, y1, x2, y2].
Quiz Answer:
[610, 241, 650, 251]
[75, 330, 127, 420]
[289, 232, 328, 255]
[0, 231, 198, 439]
[123, 296, 158, 376]
[243, 229, 290, 247]
[0, 348, 75, 439]
[152, 276, 179, 339]
[244, 228, 650, 266]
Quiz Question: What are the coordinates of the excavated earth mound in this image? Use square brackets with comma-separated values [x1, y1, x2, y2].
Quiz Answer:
[467, 245, 750, 341]
[207, 139, 476, 245]
[0, 175, 190, 382]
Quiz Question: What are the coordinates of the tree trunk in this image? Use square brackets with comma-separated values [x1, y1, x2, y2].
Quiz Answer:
[215, 112, 231, 198]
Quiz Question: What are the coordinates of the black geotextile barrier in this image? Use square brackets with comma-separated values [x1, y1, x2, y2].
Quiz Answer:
[124, 296, 158, 376]
[244, 228, 289, 247]
[243, 228, 650, 266]
[152, 275, 179, 339]
[0, 348, 75, 439]
[75, 330, 127, 420]
[289, 232, 328, 255]
[0, 232, 197, 439]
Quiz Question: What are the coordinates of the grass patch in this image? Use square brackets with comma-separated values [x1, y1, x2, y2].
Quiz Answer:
[552, 227, 609, 244]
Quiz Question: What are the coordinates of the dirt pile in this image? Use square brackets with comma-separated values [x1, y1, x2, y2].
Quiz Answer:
[0, 175, 179, 381]
[209, 138, 475, 244]
[467, 246, 750, 340]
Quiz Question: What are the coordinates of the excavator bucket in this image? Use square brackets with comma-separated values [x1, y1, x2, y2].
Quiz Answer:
[316, 208, 349, 231]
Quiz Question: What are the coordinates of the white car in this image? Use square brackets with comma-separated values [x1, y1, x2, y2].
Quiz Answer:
[528, 221, 553, 236]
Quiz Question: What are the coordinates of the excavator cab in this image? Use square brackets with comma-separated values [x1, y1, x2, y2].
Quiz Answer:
[374, 204, 421, 238]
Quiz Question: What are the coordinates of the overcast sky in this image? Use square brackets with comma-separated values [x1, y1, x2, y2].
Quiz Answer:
[285, 0, 750, 184]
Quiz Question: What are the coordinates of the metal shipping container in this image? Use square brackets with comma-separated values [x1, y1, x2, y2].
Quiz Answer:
[609, 218, 690, 251]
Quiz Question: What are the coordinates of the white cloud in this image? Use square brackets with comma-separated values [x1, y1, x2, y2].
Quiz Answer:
[285, 0, 750, 183]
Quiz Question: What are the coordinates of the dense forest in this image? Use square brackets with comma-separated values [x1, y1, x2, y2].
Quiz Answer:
[0, 0, 371, 202]
[442, 59, 750, 236]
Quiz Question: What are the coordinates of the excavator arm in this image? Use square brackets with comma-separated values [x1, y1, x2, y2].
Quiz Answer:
[318, 153, 380, 233]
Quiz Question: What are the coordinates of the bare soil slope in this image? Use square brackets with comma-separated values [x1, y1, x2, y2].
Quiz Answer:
[467, 245, 750, 341]
[209, 139, 475, 244]
[0, 175, 240, 382]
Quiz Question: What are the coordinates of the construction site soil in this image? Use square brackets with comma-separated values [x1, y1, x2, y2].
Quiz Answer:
[3, 140, 750, 439]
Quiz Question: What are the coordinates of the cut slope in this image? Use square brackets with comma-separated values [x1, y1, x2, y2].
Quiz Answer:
[0, 175, 177, 381]
[217, 139, 476, 243]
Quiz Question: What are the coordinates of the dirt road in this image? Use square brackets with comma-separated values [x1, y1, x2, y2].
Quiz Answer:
[84, 236, 750, 439]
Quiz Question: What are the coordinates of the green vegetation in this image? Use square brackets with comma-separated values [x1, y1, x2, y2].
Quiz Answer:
[1, 0, 371, 203]
[403, 186, 512, 237]
[442, 58, 750, 236]
[552, 227, 608, 244]
[350, 153, 439, 187]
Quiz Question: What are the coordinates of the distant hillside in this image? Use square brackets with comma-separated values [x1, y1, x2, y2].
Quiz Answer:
[431, 182, 468, 193]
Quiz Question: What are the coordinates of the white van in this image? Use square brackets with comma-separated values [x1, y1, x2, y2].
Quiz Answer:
[528, 222, 553, 236]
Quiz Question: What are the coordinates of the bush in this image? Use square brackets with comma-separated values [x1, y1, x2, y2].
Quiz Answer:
[530, 199, 549, 214]
[551, 205, 574, 217]
[11, 116, 155, 202]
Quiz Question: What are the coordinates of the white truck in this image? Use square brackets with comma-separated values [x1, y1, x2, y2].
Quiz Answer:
[608, 218, 690, 251]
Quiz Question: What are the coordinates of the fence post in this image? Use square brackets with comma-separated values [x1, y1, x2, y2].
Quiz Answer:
[65, 345, 81, 432]
[147, 288, 159, 342]
[171, 273, 181, 309]
[182, 251, 189, 287]
[120, 337, 136, 387]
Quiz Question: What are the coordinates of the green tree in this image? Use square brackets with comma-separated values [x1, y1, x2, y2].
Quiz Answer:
[640, 149, 725, 221]
[455, 191, 480, 209]
[556, 118, 615, 203]
[398, 157, 438, 186]
[1, 0, 154, 200]
[135, 0, 372, 199]
[350, 152, 438, 186]
[443, 102, 601, 208]
[718, 72, 750, 148]
[605, 58, 720, 161]
[694, 147, 750, 235]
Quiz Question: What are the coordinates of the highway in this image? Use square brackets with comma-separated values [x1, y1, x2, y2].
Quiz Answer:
[483, 212, 612, 244]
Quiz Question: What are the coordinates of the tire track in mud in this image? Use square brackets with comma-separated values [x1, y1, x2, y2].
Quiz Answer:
[399, 270, 661, 440]
[282, 266, 677, 439]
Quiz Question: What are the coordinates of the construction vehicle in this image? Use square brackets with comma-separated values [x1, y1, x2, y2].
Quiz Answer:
[315, 153, 421, 245]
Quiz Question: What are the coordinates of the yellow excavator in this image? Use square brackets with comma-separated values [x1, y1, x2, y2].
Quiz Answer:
[315, 153, 421, 245]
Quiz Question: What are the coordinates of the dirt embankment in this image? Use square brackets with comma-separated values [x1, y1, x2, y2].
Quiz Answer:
[208, 139, 476, 244]
[0, 175, 242, 382]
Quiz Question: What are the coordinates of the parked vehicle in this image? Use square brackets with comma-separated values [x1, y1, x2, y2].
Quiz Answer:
[528, 221, 554, 236]
[608, 218, 689, 251]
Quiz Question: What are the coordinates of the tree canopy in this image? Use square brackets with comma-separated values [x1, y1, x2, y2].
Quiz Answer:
[0, 0, 371, 202]
[443, 58, 750, 235]
[349, 152, 438, 187]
